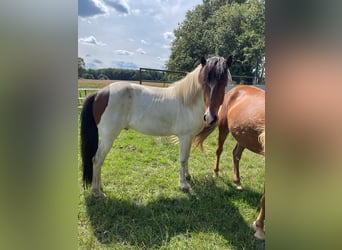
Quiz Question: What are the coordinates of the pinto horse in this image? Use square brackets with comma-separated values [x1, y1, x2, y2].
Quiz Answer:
[193, 85, 265, 190]
[80, 56, 233, 197]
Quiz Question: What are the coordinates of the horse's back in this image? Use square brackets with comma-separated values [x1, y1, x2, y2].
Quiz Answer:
[95, 82, 138, 133]
[226, 85, 264, 123]
[101, 82, 193, 136]
[225, 85, 265, 153]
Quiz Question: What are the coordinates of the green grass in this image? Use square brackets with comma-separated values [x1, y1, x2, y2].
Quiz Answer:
[78, 79, 115, 89]
[78, 126, 265, 249]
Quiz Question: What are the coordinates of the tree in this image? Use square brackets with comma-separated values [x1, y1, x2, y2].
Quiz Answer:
[166, 0, 265, 82]
[78, 57, 86, 78]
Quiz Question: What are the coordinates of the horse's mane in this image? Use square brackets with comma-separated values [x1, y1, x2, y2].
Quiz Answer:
[170, 57, 228, 106]
[172, 65, 203, 105]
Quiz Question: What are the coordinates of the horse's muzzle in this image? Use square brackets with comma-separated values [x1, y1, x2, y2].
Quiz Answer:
[204, 113, 218, 126]
[210, 115, 218, 125]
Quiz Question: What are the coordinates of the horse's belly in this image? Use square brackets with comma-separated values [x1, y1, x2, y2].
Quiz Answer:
[230, 126, 263, 153]
[128, 113, 203, 137]
[129, 119, 175, 136]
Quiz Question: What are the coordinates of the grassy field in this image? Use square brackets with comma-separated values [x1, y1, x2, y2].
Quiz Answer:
[78, 82, 265, 249]
[78, 79, 172, 88]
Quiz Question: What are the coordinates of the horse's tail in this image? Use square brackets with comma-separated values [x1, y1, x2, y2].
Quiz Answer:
[192, 124, 218, 150]
[80, 93, 98, 188]
[258, 126, 265, 154]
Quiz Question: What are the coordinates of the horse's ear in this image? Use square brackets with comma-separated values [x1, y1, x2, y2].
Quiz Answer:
[200, 57, 206, 66]
[226, 55, 233, 68]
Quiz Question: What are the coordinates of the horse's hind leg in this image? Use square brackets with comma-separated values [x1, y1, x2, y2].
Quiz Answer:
[232, 143, 245, 190]
[214, 125, 229, 177]
[253, 192, 265, 240]
[91, 131, 118, 197]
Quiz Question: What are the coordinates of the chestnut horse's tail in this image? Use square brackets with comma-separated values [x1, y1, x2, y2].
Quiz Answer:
[258, 126, 265, 154]
[80, 93, 98, 188]
[192, 124, 218, 150]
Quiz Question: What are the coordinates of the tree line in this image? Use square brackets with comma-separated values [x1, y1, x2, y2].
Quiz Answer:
[78, 57, 186, 82]
[78, 57, 168, 81]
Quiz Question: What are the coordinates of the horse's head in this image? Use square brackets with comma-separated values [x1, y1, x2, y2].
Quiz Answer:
[199, 56, 233, 126]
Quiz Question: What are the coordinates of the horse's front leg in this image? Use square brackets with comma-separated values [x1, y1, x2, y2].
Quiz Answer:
[178, 136, 192, 192]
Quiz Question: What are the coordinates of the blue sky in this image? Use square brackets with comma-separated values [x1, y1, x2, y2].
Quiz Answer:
[78, 0, 202, 70]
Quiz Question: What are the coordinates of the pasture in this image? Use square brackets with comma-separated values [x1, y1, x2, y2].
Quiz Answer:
[78, 79, 172, 88]
[78, 81, 265, 249]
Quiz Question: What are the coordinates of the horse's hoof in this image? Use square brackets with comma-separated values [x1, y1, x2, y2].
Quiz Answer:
[254, 230, 265, 241]
[181, 184, 191, 193]
[213, 171, 219, 178]
[252, 221, 265, 241]
[233, 180, 243, 190]
[92, 190, 106, 198]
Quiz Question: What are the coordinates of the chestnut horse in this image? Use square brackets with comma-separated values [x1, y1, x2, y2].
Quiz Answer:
[193, 85, 265, 189]
[193, 85, 265, 240]
[80, 56, 233, 197]
[253, 128, 265, 240]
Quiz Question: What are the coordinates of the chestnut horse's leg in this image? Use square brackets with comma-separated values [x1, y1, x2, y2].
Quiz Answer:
[214, 125, 229, 177]
[253, 192, 265, 240]
[232, 143, 245, 190]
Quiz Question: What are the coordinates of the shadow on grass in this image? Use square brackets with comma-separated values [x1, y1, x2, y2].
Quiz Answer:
[84, 177, 264, 249]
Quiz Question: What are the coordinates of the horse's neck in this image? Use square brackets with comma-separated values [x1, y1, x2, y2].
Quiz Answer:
[170, 70, 204, 106]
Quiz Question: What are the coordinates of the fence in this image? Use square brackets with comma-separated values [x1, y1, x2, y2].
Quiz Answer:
[139, 67, 187, 86]
[232, 75, 265, 85]
[78, 88, 99, 109]
[78, 67, 265, 108]
[78, 84, 265, 109]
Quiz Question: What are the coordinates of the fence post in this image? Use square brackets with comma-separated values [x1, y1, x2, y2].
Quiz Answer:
[139, 68, 142, 85]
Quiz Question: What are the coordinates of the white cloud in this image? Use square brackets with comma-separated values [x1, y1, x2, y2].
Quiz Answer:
[141, 39, 148, 45]
[163, 31, 175, 41]
[78, 35, 107, 46]
[157, 56, 167, 62]
[131, 9, 141, 15]
[136, 48, 146, 54]
[114, 49, 134, 55]
[161, 44, 171, 49]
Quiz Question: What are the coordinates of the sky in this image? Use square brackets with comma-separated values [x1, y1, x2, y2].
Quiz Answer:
[78, 0, 203, 70]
